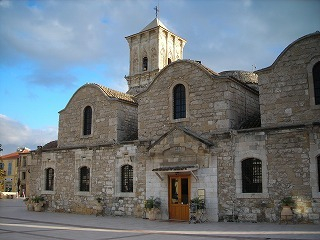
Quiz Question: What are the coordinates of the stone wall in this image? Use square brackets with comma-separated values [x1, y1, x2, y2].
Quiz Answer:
[257, 33, 320, 127]
[137, 60, 259, 142]
[30, 143, 146, 217]
[58, 84, 138, 148]
[215, 124, 320, 223]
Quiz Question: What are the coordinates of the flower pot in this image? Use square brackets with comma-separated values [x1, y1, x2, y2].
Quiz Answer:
[95, 204, 104, 216]
[34, 202, 43, 212]
[281, 206, 293, 221]
[147, 208, 158, 220]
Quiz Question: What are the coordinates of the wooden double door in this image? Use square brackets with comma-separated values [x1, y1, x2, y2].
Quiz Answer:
[169, 175, 190, 221]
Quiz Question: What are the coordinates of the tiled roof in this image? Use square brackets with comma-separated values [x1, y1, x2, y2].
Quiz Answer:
[239, 114, 261, 129]
[0, 149, 30, 160]
[90, 83, 136, 104]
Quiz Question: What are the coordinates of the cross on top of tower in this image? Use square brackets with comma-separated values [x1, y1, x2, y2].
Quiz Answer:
[154, 5, 159, 18]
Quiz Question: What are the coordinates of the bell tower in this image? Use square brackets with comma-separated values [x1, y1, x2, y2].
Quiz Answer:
[125, 18, 186, 95]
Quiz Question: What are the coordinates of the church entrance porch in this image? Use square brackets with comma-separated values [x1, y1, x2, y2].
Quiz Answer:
[168, 175, 190, 221]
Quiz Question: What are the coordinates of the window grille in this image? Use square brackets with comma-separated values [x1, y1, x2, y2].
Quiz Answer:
[242, 158, 262, 193]
[173, 84, 186, 119]
[46, 168, 54, 191]
[80, 166, 90, 191]
[143, 57, 148, 71]
[313, 62, 320, 105]
[121, 164, 133, 192]
[83, 106, 92, 135]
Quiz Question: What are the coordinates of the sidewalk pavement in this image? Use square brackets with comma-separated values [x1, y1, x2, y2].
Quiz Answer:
[0, 198, 320, 240]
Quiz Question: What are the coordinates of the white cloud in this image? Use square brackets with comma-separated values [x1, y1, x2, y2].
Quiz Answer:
[1, 0, 318, 87]
[0, 114, 57, 155]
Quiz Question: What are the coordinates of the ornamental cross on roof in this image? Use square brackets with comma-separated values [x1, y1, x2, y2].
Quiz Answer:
[154, 5, 159, 18]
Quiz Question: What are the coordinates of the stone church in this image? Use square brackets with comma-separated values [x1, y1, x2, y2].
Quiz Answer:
[28, 17, 320, 223]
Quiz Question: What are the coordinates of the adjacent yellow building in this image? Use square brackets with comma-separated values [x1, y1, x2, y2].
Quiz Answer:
[0, 149, 30, 196]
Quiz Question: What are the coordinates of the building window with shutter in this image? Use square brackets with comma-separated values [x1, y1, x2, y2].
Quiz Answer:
[45, 168, 54, 191]
[242, 158, 262, 193]
[80, 166, 90, 191]
[83, 106, 92, 135]
[313, 62, 320, 105]
[121, 164, 133, 192]
[8, 162, 12, 176]
[173, 84, 186, 119]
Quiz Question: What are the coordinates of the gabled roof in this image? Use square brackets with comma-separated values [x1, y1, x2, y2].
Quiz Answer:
[60, 83, 137, 113]
[92, 84, 136, 103]
[148, 125, 214, 151]
[136, 59, 258, 97]
[140, 18, 168, 32]
[255, 31, 320, 74]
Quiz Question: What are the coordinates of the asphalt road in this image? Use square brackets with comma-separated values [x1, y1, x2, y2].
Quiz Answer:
[1, 198, 320, 240]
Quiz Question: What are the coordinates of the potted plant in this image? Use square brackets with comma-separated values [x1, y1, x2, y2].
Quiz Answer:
[190, 197, 205, 222]
[32, 195, 45, 212]
[280, 196, 295, 222]
[190, 197, 205, 211]
[144, 196, 161, 220]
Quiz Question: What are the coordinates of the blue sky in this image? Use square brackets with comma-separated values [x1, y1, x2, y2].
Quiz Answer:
[0, 0, 319, 155]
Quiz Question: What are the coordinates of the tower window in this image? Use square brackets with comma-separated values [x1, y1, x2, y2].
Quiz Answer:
[168, 58, 172, 64]
[121, 164, 133, 192]
[313, 61, 320, 105]
[80, 166, 90, 192]
[143, 57, 148, 71]
[173, 84, 186, 119]
[242, 158, 262, 193]
[83, 106, 92, 135]
[45, 168, 54, 191]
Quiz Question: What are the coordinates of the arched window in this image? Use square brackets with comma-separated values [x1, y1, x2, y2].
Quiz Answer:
[83, 106, 92, 135]
[79, 166, 90, 191]
[242, 158, 262, 193]
[45, 168, 54, 191]
[121, 164, 133, 192]
[313, 62, 320, 105]
[143, 57, 148, 71]
[168, 58, 172, 64]
[173, 84, 186, 119]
